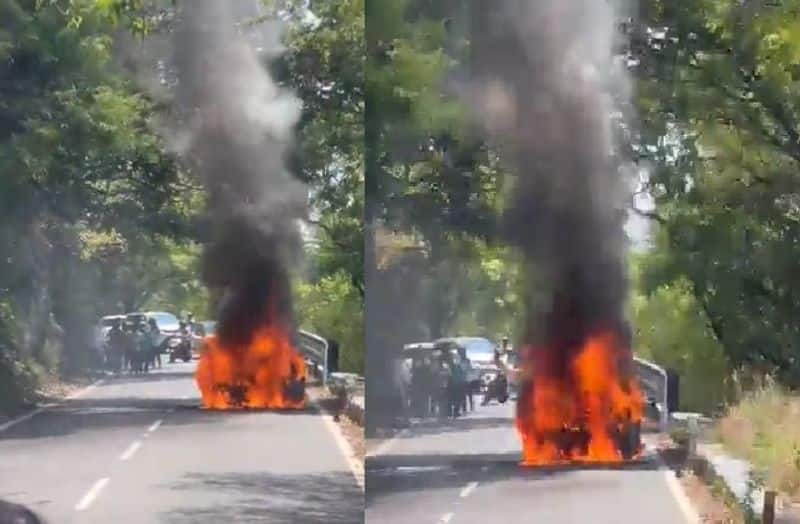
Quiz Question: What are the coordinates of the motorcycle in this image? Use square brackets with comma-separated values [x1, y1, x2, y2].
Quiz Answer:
[482, 373, 509, 405]
[168, 334, 192, 363]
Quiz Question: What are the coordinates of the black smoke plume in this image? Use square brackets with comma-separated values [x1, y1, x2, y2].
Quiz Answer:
[466, 0, 633, 354]
[170, 0, 305, 346]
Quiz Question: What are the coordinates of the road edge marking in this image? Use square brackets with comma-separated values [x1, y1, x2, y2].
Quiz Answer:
[662, 469, 701, 523]
[147, 419, 163, 433]
[308, 395, 364, 491]
[0, 378, 104, 433]
[652, 444, 701, 524]
[438, 512, 454, 524]
[74, 477, 110, 511]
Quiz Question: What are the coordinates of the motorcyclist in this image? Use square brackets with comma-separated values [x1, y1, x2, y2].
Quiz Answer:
[170, 321, 191, 363]
[493, 343, 529, 386]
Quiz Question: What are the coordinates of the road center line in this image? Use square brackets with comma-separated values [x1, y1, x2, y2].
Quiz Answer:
[75, 477, 109, 511]
[438, 512, 454, 524]
[459, 481, 478, 498]
[147, 419, 163, 432]
[119, 440, 142, 461]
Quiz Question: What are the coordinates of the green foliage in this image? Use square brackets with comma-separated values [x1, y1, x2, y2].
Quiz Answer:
[366, 0, 508, 347]
[271, 0, 366, 368]
[0, 0, 196, 405]
[295, 272, 364, 374]
[718, 383, 800, 499]
[276, 0, 365, 295]
[634, 0, 800, 386]
[631, 262, 732, 413]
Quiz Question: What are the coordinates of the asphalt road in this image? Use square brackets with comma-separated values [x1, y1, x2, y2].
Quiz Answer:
[0, 362, 363, 524]
[366, 397, 695, 524]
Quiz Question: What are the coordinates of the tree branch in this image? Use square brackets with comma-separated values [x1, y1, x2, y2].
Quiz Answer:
[630, 206, 666, 224]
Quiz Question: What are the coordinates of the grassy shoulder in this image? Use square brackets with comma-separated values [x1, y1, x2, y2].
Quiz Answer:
[717, 382, 800, 502]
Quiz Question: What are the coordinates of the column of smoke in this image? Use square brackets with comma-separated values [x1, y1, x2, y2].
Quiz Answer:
[466, 1, 634, 366]
[170, 0, 305, 345]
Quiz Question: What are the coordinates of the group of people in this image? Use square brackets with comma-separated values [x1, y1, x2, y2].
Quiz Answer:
[408, 346, 480, 419]
[103, 318, 164, 374]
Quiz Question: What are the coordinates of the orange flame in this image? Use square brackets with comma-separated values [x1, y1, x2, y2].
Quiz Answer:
[195, 323, 307, 410]
[517, 331, 643, 465]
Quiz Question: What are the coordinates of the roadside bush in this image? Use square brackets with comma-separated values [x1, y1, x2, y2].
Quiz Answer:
[0, 354, 39, 417]
[718, 382, 800, 499]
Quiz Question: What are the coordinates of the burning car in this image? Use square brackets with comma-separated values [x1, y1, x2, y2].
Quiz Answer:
[195, 323, 307, 410]
[506, 328, 645, 465]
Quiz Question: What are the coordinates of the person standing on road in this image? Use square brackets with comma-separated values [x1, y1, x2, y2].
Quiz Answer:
[147, 318, 162, 369]
[410, 358, 425, 417]
[128, 321, 148, 374]
[107, 320, 126, 374]
[458, 347, 475, 413]
[435, 357, 450, 419]
[448, 353, 466, 418]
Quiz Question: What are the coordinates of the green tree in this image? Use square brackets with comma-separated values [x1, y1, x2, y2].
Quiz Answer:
[633, 0, 800, 386]
[0, 0, 195, 407]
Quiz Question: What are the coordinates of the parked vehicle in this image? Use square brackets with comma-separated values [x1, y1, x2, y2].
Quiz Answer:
[433, 337, 501, 393]
[125, 311, 181, 353]
[99, 315, 125, 337]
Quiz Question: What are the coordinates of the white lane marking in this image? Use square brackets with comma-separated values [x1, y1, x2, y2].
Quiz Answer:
[459, 481, 478, 498]
[0, 379, 104, 433]
[74, 477, 109, 511]
[147, 419, 163, 433]
[663, 469, 701, 523]
[438, 512, 454, 524]
[320, 412, 364, 491]
[367, 427, 411, 457]
[119, 440, 143, 461]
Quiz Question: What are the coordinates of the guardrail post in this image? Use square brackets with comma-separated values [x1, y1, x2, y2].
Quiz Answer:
[687, 416, 698, 458]
[763, 490, 776, 524]
[634, 357, 670, 432]
[322, 341, 328, 388]
[297, 330, 329, 388]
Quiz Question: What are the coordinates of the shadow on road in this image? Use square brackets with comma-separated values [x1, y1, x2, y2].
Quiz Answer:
[162, 471, 363, 524]
[366, 452, 662, 504]
[102, 370, 196, 385]
[0, 395, 323, 441]
[396, 416, 514, 437]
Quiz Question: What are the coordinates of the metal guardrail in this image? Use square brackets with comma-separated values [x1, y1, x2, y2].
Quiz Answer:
[633, 356, 670, 432]
[297, 330, 329, 387]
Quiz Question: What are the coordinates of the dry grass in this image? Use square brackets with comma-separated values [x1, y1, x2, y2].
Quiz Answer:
[717, 382, 800, 500]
